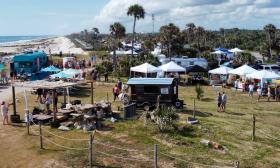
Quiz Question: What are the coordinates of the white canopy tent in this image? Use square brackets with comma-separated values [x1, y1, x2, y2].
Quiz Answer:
[110, 50, 125, 55]
[158, 61, 186, 72]
[229, 65, 258, 76]
[130, 63, 161, 77]
[229, 48, 243, 53]
[124, 50, 139, 55]
[246, 70, 280, 87]
[208, 66, 233, 75]
[211, 50, 226, 55]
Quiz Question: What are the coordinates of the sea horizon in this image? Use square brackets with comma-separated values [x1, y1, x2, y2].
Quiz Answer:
[0, 35, 56, 46]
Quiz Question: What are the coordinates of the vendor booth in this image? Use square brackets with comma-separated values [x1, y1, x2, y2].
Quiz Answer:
[208, 66, 233, 85]
[130, 62, 161, 77]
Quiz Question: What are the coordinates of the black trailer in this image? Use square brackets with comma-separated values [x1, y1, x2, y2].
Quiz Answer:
[126, 78, 184, 110]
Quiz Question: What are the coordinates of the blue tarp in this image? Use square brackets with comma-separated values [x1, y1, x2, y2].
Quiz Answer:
[127, 78, 174, 85]
[50, 72, 72, 79]
[12, 51, 47, 62]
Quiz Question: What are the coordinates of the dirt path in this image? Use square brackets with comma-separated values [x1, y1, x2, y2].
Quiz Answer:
[0, 86, 67, 168]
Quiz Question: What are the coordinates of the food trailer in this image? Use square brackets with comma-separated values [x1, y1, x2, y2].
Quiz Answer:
[126, 78, 184, 110]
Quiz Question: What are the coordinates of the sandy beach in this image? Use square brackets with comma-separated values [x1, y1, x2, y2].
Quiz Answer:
[0, 36, 86, 55]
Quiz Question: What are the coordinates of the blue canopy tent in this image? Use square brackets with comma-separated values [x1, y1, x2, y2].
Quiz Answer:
[41, 65, 61, 73]
[50, 72, 72, 79]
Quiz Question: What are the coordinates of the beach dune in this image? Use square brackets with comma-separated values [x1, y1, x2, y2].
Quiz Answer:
[0, 36, 86, 55]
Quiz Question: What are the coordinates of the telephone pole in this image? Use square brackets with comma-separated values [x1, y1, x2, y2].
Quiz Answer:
[152, 14, 155, 34]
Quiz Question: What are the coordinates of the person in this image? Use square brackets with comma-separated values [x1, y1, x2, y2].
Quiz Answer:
[1, 101, 9, 125]
[45, 93, 52, 114]
[221, 92, 227, 112]
[257, 87, 262, 101]
[117, 78, 122, 91]
[216, 93, 222, 112]
[104, 70, 108, 82]
[53, 90, 58, 113]
[36, 88, 43, 103]
[234, 80, 238, 91]
[248, 83, 254, 97]
[112, 85, 120, 102]
[267, 87, 271, 102]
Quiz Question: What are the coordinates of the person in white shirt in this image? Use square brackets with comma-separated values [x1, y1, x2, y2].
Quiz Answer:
[1, 101, 9, 125]
[221, 92, 227, 112]
[257, 87, 262, 101]
[248, 83, 254, 97]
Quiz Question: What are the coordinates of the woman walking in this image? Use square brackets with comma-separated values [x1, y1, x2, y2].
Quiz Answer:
[1, 101, 9, 125]
[216, 93, 222, 112]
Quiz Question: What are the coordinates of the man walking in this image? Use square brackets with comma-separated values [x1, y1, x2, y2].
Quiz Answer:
[221, 92, 227, 112]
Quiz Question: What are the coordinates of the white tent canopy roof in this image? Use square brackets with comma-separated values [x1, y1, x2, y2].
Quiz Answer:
[208, 66, 233, 75]
[229, 48, 243, 53]
[211, 50, 225, 54]
[158, 61, 186, 72]
[130, 63, 161, 73]
[246, 70, 280, 80]
[229, 64, 257, 76]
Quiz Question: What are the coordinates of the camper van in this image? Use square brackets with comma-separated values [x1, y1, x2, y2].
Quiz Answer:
[10, 51, 48, 75]
[159, 57, 208, 69]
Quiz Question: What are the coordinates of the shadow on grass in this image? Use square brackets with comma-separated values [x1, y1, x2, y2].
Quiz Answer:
[181, 109, 213, 117]
[93, 163, 121, 168]
[201, 97, 214, 102]
[225, 112, 246, 116]
[70, 86, 91, 98]
[98, 125, 115, 132]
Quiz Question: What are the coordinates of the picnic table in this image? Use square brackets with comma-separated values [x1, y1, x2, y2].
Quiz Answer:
[58, 109, 75, 115]
[33, 114, 53, 123]
[76, 104, 96, 113]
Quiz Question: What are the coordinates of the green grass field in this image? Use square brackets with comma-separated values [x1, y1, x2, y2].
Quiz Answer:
[13, 82, 280, 168]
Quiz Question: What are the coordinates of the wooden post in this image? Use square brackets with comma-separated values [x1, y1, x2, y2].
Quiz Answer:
[193, 99, 196, 119]
[52, 89, 56, 121]
[63, 88, 66, 104]
[107, 92, 109, 102]
[154, 144, 158, 168]
[91, 81, 94, 104]
[252, 114, 256, 141]
[12, 86, 17, 115]
[89, 134, 93, 168]
[39, 122, 43, 149]
[26, 110, 30, 135]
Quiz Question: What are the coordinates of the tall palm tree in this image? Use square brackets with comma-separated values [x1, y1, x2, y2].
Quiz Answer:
[110, 22, 126, 70]
[264, 24, 277, 60]
[195, 26, 205, 50]
[220, 28, 225, 47]
[233, 28, 239, 47]
[186, 23, 196, 44]
[92, 27, 99, 38]
[159, 23, 180, 60]
[127, 4, 145, 57]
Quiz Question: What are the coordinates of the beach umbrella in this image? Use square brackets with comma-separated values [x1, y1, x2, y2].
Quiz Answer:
[50, 72, 72, 79]
[41, 65, 61, 72]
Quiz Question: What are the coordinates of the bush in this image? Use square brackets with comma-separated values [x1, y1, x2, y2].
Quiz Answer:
[195, 84, 204, 100]
[154, 106, 179, 132]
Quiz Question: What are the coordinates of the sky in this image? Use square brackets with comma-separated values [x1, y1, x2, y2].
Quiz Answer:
[1, 0, 280, 35]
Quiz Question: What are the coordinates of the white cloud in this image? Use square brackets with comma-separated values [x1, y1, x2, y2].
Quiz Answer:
[90, 0, 280, 33]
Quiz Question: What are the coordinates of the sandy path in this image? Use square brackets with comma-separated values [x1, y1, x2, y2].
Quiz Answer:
[0, 86, 67, 168]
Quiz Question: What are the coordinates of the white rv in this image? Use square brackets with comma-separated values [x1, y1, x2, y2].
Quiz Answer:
[159, 57, 208, 69]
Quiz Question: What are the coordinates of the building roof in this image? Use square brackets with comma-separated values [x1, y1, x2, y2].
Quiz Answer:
[13, 51, 47, 62]
[127, 78, 174, 85]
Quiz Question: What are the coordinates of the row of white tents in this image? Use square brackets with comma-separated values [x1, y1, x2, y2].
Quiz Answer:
[130, 62, 186, 77]
[208, 65, 280, 86]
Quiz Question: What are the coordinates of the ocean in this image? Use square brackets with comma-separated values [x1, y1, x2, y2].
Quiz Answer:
[0, 36, 51, 45]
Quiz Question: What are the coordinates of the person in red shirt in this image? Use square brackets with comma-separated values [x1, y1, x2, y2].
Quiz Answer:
[112, 85, 120, 102]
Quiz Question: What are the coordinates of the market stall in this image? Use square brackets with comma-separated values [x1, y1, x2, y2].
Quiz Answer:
[208, 66, 233, 85]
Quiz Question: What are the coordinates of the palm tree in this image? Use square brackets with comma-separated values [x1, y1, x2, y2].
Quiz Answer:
[110, 22, 126, 70]
[159, 23, 180, 60]
[127, 4, 145, 57]
[264, 24, 277, 60]
[186, 23, 196, 44]
[220, 28, 225, 47]
[233, 28, 239, 47]
[195, 26, 205, 50]
[92, 27, 99, 39]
